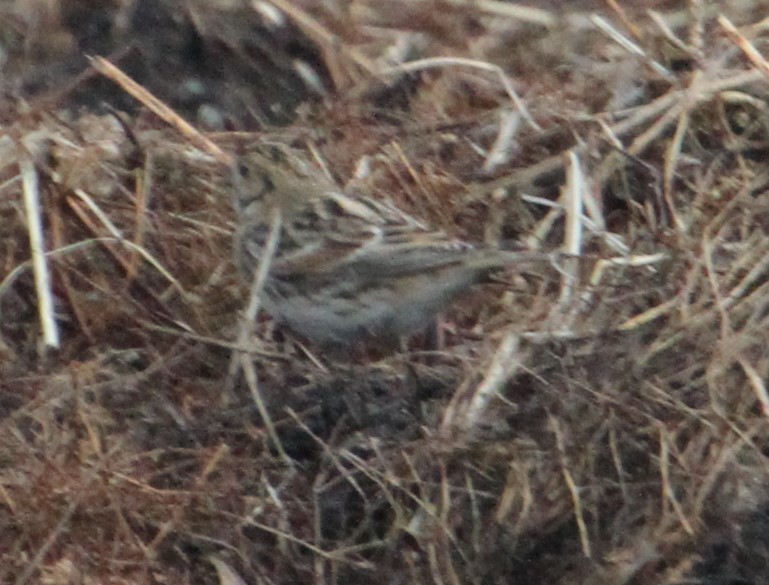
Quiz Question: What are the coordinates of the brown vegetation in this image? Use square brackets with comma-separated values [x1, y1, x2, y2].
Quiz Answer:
[2, 1, 769, 583]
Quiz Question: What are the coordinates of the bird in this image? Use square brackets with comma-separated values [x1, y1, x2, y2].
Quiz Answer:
[231, 149, 553, 347]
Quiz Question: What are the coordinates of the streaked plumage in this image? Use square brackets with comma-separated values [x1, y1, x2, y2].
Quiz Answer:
[232, 151, 550, 345]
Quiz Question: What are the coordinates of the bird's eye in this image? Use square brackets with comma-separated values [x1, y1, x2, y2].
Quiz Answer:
[238, 162, 250, 178]
[260, 172, 275, 192]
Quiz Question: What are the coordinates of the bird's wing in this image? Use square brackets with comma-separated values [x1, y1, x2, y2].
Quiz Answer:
[273, 189, 474, 277]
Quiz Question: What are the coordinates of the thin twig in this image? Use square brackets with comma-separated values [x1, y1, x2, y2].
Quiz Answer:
[559, 150, 585, 307]
[659, 427, 695, 536]
[591, 14, 673, 80]
[739, 358, 769, 417]
[483, 110, 521, 173]
[229, 207, 293, 466]
[146, 444, 229, 554]
[67, 189, 186, 295]
[378, 57, 541, 131]
[89, 56, 230, 165]
[14, 498, 80, 585]
[551, 416, 592, 558]
[441, 332, 523, 433]
[719, 14, 769, 78]
[20, 155, 60, 350]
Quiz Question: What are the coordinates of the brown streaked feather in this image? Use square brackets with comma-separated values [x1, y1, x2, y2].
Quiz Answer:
[231, 150, 553, 346]
[234, 151, 467, 274]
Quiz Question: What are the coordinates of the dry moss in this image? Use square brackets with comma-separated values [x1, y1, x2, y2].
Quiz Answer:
[2, 1, 769, 584]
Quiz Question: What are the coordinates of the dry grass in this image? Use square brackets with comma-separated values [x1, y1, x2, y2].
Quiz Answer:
[2, 1, 769, 584]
